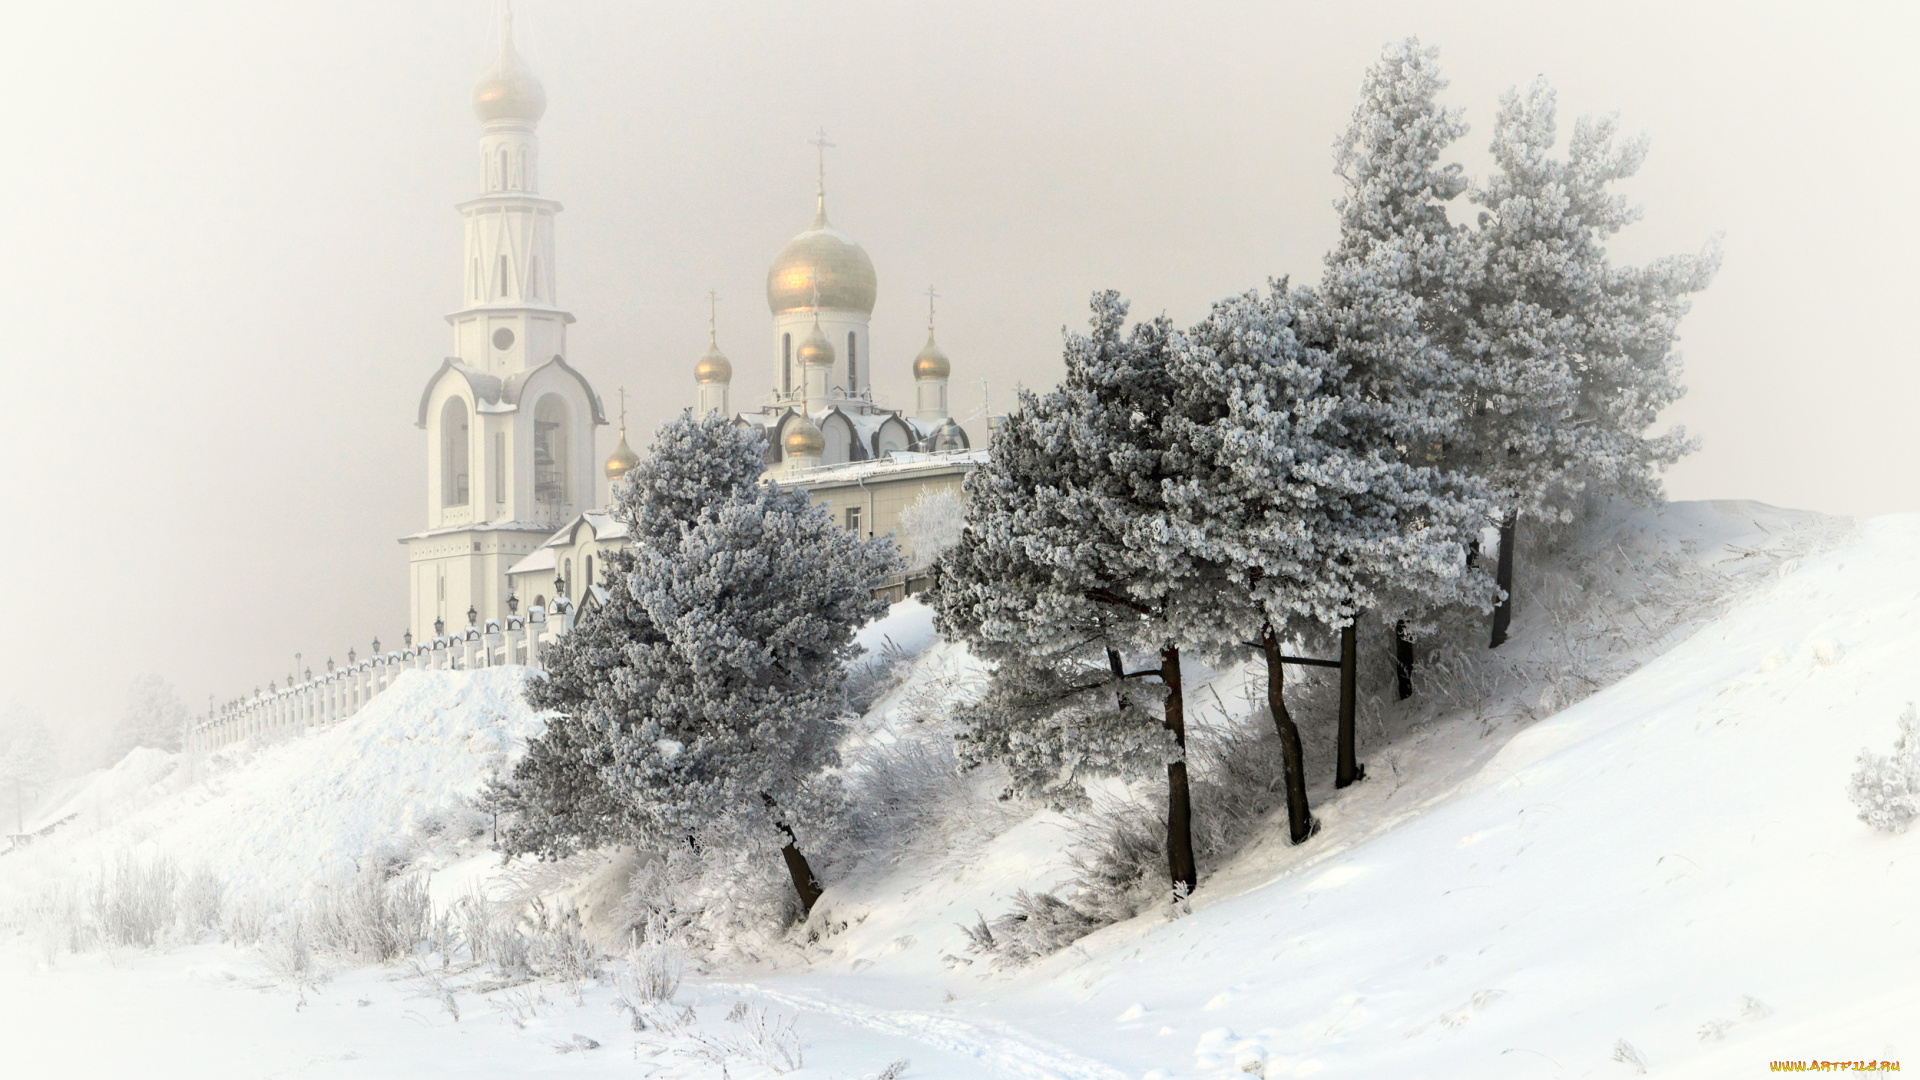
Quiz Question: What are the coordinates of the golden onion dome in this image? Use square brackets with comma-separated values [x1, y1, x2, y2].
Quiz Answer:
[783, 415, 826, 458]
[604, 433, 640, 482]
[472, 13, 547, 124]
[913, 331, 951, 380]
[694, 340, 732, 384]
[796, 319, 836, 367]
[767, 198, 878, 316]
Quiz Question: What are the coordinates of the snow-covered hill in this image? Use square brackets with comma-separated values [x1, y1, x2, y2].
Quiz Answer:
[3, 501, 1912, 1078]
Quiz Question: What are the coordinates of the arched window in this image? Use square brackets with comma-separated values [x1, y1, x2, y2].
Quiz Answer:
[499, 148, 509, 190]
[781, 333, 792, 396]
[563, 558, 572, 599]
[499, 254, 511, 298]
[528, 257, 540, 300]
[471, 258, 480, 300]
[440, 397, 470, 506]
[533, 394, 570, 511]
[847, 331, 857, 388]
[584, 553, 594, 591]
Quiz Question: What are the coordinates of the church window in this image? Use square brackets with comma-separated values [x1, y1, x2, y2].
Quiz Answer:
[499, 148, 509, 190]
[499, 254, 511, 298]
[529, 257, 540, 299]
[781, 333, 792, 396]
[584, 553, 594, 590]
[563, 558, 573, 599]
[533, 395, 570, 512]
[493, 433, 505, 503]
[847, 332, 857, 388]
[471, 258, 480, 300]
[440, 398, 470, 506]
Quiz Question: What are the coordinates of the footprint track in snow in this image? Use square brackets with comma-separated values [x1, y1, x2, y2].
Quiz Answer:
[715, 983, 1132, 1080]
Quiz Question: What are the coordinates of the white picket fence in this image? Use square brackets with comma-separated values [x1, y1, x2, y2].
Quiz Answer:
[186, 599, 578, 754]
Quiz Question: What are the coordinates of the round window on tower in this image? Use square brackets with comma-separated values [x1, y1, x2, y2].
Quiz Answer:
[492, 327, 516, 350]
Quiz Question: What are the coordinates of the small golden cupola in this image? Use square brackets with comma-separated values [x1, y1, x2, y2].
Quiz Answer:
[604, 388, 640, 483]
[783, 414, 826, 459]
[472, 12, 547, 125]
[796, 316, 836, 368]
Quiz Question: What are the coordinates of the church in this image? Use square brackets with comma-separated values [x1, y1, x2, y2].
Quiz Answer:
[404, 16, 978, 640]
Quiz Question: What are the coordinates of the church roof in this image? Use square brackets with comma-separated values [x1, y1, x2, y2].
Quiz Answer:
[416, 354, 608, 428]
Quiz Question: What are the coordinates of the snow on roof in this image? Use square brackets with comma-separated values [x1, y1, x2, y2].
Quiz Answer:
[782, 448, 988, 486]
[505, 546, 556, 577]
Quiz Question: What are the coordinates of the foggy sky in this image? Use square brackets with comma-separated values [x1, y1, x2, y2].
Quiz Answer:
[2, 0, 1913, 752]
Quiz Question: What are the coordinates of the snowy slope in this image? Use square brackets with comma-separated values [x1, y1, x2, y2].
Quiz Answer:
[5, 502, 1912, 1078]
[748, 508, 1916, 1076]
[13, 668, 541, 901]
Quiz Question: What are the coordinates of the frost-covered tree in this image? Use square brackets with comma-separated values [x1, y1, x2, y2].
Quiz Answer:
[0, 708, 57, 834]
[615, 421, 899, 912]
[499, 412, 897, 919]
[897, 487, 967, 571]
[1164, 285, 1487, 839]
[1464, 78, 1720, 645]
[1297, 38, 1498, 673]
[493, 547, 653, 861]
[106, 674, 188, 761]
[934, 292, 1206, 896]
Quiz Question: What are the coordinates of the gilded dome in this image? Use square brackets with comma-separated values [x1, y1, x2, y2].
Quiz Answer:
[767, 199, 878, 316]
[913, 331, 951, 380]
[783, 415, 826, 457]
[694, 340, 732, 384]
[604, 433, 640, 482]
[796, 319, 836, 367]
[472, 14, 547, 124]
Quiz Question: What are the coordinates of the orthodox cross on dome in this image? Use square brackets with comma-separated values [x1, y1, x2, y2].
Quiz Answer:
[617, 387, 628, 433]
[925, 284, 940, 332]
[809, 127, 835, 196]
[707, 288, 719, 342]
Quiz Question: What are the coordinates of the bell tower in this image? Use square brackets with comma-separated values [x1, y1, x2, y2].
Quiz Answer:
[403, 11, 606, 645]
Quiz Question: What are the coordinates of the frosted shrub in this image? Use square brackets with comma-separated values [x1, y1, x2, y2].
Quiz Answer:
[309, 869, 435, 962]
[1848, 704, 1920, 833]
[89, 854, 181, 948]
[179, 865, 225, 938]
[961, 890, 1103, 969]
[612, 915, 686, 1027]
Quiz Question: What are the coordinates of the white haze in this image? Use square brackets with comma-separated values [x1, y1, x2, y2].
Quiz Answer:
[0, 0, 1913, 752]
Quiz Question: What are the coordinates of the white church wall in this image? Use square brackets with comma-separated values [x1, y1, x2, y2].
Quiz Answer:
[772, 308, 870, 400]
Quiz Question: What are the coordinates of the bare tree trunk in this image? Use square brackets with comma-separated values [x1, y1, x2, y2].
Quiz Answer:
[1393, 621, 1415, 700]
[1160, 646, 1198, 897]
[1336, 622, 1363, 788]
[1490, 512, 1518, 648]
[1261, 625, 1318, 844]
[762, 793, 824, 915]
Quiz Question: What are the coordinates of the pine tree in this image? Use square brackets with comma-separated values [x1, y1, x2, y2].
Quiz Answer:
[1164, 284, 1487, 837]
[498, 412, 898, 920]
[0, 709, 57, 835]
[1465, 78, 1720, 645]
[106, 674, 188, 762]
[616, 419, 899, 912]
[933, 292, 1206, 897]
[1297, 37, 1498, 681]
[494, 547, 653, 861]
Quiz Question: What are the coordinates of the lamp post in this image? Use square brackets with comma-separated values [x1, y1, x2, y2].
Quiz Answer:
[467, 606, 478, 629]
[434, 616, 445, 638]
[507, 592, 519, 616]
[403, 630, 412, 649]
